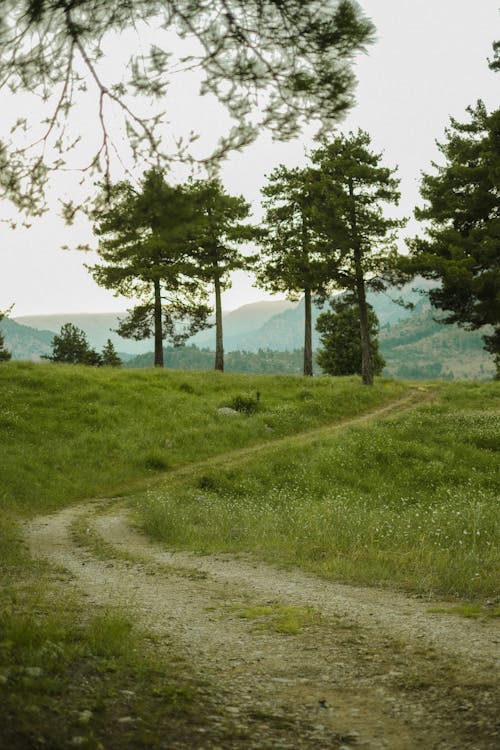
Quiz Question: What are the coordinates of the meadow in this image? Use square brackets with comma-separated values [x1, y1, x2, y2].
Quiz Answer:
[1, 363, 498, 747]
[139, 381, 500, 599]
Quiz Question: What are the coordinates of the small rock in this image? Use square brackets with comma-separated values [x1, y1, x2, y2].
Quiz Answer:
[118, 716, 134, 724]
[78, 710, 92, 724]
[217, 407, 239, 416]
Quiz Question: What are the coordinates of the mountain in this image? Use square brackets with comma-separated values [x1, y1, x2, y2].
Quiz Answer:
[7, 280, 495, 380]
[223, 280, 430, 353]
[0, 316, 54, 360]
[15, 301, 297, 356]
[380, 305, 495, 380]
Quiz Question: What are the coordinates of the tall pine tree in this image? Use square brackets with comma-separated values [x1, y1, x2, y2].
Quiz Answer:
[256, 165, 327, 376]
[89, 170, 211, 368]
[189, 179, 254, 371]
[311, 131, 404, 385]
[407, 98, 500, 377]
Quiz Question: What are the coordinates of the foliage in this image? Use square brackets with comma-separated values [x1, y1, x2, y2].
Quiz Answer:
[89, 169, 211, 367]
[45, 322, 101, 365]
[0, 310, 12, 362]
[142, 381, 500, 599]
[228, 392, 261, 414]
[256, 164, 328, 375]
[0, 1, 374, 212]
[310, 130, 406, 384]
[188, 178, 254, 371]
[316, 295, 385, 376]
[406, 100, 500, 378]
[101, 338, 122, 367]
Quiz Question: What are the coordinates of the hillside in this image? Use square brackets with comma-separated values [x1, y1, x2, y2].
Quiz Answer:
[1, 364, 499, 748]
[380, 306, 495, 380]
[14, 300, 296, 356]
[0, 316, 54, 359]
[7, 280, 496, 379]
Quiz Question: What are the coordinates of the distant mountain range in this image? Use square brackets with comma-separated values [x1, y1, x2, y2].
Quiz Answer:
[2, 282, 494, 380]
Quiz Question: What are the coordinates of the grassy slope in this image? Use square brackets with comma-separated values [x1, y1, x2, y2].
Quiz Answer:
[1, 363, 498, 746]
[140, 381, 500, 600]
[1, 361, 407, 516]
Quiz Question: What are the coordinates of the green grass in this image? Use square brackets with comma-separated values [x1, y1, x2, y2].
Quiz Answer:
[140, 380, 500, 599]
[0, 361, 408, 517]
[1, 363, 498, 746]
[0, 362, 411, 748]
[225, 603, 320, 634]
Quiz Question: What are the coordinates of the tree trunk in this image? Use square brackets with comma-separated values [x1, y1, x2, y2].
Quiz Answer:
[214, 270, 224, 371]
[303, 288, 313, 376]
[354, 253, 373, 385]
[153, 278, 164, 368]
[348, 175, 373, 385]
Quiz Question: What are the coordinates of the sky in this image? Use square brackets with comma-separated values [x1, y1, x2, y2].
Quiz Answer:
[1, 0, 498, 317]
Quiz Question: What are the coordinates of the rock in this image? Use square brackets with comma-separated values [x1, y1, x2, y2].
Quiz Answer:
[217, 407, 239, 416]
[78, 710, 93, 724]
[118, 716, 134, 724]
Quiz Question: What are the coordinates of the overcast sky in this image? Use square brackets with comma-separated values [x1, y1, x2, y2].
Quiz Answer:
[1, 0, 498, 317]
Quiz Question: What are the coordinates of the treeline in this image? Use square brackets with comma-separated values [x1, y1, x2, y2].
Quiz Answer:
[127, 345, 307, 375]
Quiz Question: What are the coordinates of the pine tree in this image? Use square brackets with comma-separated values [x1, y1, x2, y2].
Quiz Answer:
[316, 295, 385, 376]
[256, 165, 327, 377]
[46, 323, 100, 365]
[189, 178, 254, 371]
[407, 100, 500, 377]
[311, 131, 405, 385]
[89, 170, 211, 368]
[101, 339, 122, 367]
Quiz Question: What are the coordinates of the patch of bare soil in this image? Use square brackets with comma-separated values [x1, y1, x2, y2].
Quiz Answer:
[27, 498, 499, 750]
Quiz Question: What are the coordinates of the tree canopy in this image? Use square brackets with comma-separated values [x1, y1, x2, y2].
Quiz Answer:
[256, 164, 328, 376]
[89, 169, 211, 367]
[0, 0, 374, 213]
[407, 99, 500, 376]
[310, 130, 404, 384]
[316, 295, 385, 376]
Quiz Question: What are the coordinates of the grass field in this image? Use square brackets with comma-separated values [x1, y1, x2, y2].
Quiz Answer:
[140, 381, 500, 599]
[1, 363, 498, 747]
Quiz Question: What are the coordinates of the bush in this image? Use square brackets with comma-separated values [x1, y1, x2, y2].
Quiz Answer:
[228, 392, 260, 414]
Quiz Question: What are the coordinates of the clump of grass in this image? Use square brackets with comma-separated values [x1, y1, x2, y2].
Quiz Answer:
[226, 602, 319, 634]
[227, 391, 261, 414]
[141, 382, 500, 599]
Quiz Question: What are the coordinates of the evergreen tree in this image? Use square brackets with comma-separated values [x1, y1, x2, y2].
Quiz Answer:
[101, 339, 122, 367]
[256, 165, 327, 376]
[316, 295, 385, 376]
[89, 170, 211, 368]
[0, 311, 12, 362]
[189, 179, 254, 371]
[406, 99, 500, 377]
[311, 131, 405, 385]
[46, 323, 100, 365]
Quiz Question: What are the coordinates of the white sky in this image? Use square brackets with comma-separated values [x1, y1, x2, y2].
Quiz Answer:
[1, 0, 498, 317]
